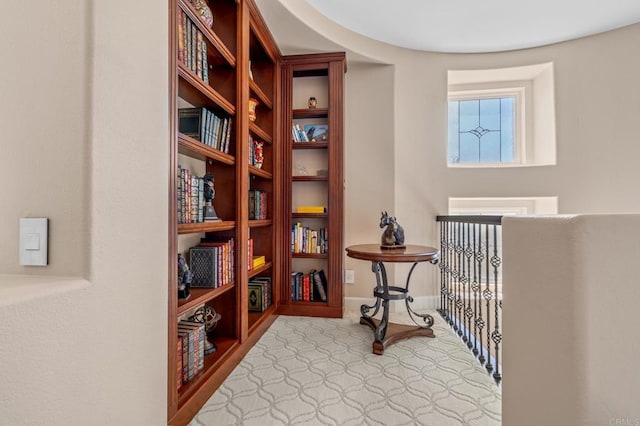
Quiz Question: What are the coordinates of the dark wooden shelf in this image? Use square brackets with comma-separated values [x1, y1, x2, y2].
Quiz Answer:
[290, 300, 328, 306]
[249, 79, 272, 110]
[292, 108, 328, 119]
[177, 283, 236, 316]
[249, 165, 272, 179]
[248, 219, 272, 228]
[248, 261, 273, 278]
[292, 142, 328, 149]
[292, 213, 327, 219]
[292, 175, 328, 182]
[248, 304, 277, 333]
[178, 63, 235, 116]
[178, 0, 236, 67]
[178, 133, 235, 165]
[178, 221, 235, 235]
[292, 253, 328, 259]
[248, 121, 272, 144]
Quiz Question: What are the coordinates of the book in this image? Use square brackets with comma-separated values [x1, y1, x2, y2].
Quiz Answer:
[202, 39, 209, 84]
[177, 329, 194, 381]
[248, 276, 272, 312]
[198, 238, 235, 286]
[177, 335, 183, 390]
[224, 118, 232, 153]
[312, 269, 328, 302]
[178, 108, 204, 141]
[196, 31, 203, 79]
[177, 10, 185, 64]
[189, 246, 219, 287]
[252, 255, 265, 269]
[303, 273, 310, 301]
[296, 206, 326, 214]
[178, 320, 205, 372]
[251, 276, 272, 308]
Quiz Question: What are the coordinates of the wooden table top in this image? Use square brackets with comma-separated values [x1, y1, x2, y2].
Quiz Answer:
[345, 244, 439, 263]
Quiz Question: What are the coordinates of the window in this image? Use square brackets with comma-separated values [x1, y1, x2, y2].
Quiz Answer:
[447, 63, 556, 167]
[448, 90, 522, 164]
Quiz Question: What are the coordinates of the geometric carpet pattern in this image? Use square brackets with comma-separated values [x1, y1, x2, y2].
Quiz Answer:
[190, 312, 501, 426]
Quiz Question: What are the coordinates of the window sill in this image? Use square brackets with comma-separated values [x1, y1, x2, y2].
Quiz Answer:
[0, 274, 90, 307]
[448, 162, 555, 169]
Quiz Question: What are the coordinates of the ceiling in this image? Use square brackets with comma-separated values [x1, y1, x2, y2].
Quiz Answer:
[304, 0, 640, 53]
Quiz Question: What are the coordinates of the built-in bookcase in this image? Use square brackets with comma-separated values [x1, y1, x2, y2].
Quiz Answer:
[280, 53, 346, 318]
[168, 0, 280, 424]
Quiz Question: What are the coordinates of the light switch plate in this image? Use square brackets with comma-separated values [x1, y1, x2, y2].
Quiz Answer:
[345, 269, 355, 284]
[20, 218, 48, 266]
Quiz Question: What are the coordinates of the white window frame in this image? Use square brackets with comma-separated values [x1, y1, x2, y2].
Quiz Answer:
[448, 84, 528, 167]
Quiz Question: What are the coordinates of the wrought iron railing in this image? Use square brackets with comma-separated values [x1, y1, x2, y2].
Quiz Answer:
[436, 215, 503, 384]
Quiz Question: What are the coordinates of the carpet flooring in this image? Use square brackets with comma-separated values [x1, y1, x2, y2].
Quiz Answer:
[189, 311, 501, 425]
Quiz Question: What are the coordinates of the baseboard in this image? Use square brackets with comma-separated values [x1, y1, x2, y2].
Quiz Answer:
[344, 296, 439, 316]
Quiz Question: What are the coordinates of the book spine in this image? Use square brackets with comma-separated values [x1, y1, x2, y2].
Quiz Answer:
[200, 108, 207, 144]
[177, 335, 183, 391]
[191, 175, 198, 223]
[224, 118, 232, 154]
[198, 177, 204, 223]
[206, 110, 214, 147]
[177, 10, 184, 64]
[202, 40, 209, 84]
[303, 274, 310, 301]
[177, 165, 183, 224]
[178, 332, 189, 384]
[186, 329, 194, 380]
[186, 19, 192, 71]
[196, 31, 203, 80]
[190, 21, 197, 74]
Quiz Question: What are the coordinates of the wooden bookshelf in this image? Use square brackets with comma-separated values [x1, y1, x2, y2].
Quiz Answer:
[169, 2, 345, 422]
[280, 53, 346, 318]
[168, 0, 281, 424]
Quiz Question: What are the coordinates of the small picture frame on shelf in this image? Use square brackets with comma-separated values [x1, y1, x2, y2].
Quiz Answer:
[304, 124, 328, 142]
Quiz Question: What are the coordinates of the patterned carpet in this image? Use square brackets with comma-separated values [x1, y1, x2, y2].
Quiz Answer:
[190, 312, 501, 426]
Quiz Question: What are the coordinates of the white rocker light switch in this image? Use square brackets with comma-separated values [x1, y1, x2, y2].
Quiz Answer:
[20, 218, 48, 266]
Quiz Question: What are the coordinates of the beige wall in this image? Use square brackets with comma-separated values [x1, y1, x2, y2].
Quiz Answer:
[0, 0, 90, 277]
[502, 215, 640, 425]
[267, 1, 640, 298]
[343, 63, 396, 297]
[0, 0, 168, 423]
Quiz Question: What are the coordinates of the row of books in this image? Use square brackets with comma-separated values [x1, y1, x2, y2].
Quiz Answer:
[177, 319, 205, 389]
[247, 238, 267, 271]
[179, 107, 232, 154]
[249, 135, 264, 168]
[249, 190, 268, 220]
[292, 222, 328, 254]
[291, 124, 309, 142]
[189, 238, 235, 288]
[248, 276, 272, 312]
[177, 9, 209, 84]
[291, 269, 328, 302]
[178, 166, 204, 224]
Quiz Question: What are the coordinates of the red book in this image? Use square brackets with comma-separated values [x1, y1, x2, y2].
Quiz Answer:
[303, 274, 310, 301]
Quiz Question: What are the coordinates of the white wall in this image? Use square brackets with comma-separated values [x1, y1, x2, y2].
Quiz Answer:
[0, 0, 168, 424]
[502, 215, 640, 426]
[0, 0, 90, 277]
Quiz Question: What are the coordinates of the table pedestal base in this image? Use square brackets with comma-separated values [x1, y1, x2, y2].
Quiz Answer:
[360, 317, 435, 355]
